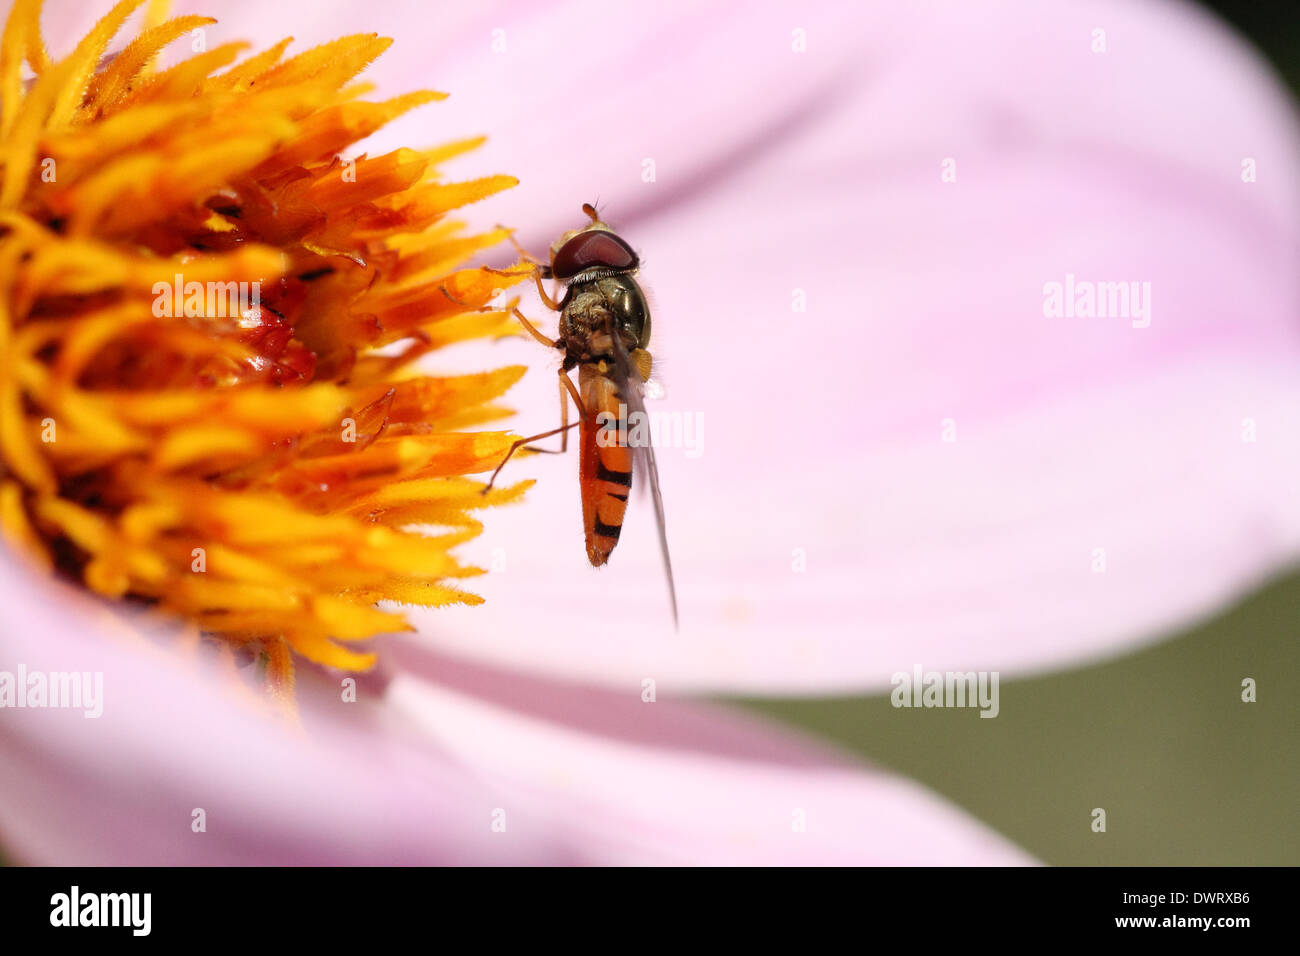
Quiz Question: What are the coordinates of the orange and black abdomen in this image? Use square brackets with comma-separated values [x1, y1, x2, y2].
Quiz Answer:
[578, 365, 632, 566]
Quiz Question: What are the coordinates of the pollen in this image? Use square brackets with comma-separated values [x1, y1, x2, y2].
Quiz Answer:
[0, 0, 532, 694]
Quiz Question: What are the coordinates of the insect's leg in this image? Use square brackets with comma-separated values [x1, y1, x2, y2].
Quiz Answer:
[483, 262, 563, 313]
[532, 269, 563, 312]
[558, 367, 589, 422]
[499, 228, 545, 267]
[482, 422, 578, 494]
[481, 371, 587, 494]
[555, 371, 570, 453]
[552, 368, 592, 452]
[439, 286, 483, 310]
[510, 306, 561, 349]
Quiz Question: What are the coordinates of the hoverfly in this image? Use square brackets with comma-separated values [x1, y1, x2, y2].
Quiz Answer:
[483, 203, 678, 626]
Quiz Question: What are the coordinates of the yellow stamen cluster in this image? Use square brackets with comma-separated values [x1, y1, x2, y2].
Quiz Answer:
[0, 0, 531, 686]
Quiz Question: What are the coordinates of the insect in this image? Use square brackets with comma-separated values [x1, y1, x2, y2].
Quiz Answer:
[483, 203, 678, 626]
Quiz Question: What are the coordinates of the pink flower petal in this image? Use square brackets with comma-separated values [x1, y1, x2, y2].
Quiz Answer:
[377, 636, 1033, 864]
[0, 552, 1030, 863]
[0, 552, 569, 864]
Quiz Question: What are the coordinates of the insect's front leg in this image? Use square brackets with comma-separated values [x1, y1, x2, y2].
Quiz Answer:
[484, 261, 563, 313]
[491, 228, 564, 310]
[498, 227, 547, 270]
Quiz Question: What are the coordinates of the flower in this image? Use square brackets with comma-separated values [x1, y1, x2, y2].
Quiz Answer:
[4, 0, 1295, 865]
[0, 0, 533, 696]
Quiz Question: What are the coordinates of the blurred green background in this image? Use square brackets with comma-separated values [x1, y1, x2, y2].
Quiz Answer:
[740, 0, 1300, 867]
[1202, 0, 1300, 94]
[742, 567, 1300, 865]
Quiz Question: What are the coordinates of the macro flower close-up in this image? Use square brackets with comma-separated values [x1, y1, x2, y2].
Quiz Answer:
[0, 0, 1297, 885]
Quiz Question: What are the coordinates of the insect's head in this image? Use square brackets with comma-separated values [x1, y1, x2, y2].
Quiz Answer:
[549, 202, 640, 282]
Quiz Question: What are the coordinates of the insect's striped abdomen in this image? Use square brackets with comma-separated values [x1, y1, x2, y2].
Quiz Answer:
[578, 366, 632, 566]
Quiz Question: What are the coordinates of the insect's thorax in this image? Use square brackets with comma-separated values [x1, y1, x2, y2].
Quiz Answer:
[557, 273, 651, 370]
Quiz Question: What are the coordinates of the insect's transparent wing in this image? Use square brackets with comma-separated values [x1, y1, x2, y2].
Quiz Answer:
[609, 331, 679, 629]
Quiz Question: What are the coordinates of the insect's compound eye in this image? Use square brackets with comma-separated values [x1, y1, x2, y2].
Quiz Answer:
[550, 229, 638, 280]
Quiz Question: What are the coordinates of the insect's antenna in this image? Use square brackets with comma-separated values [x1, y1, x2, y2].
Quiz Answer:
[582, 201, 600, 224]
